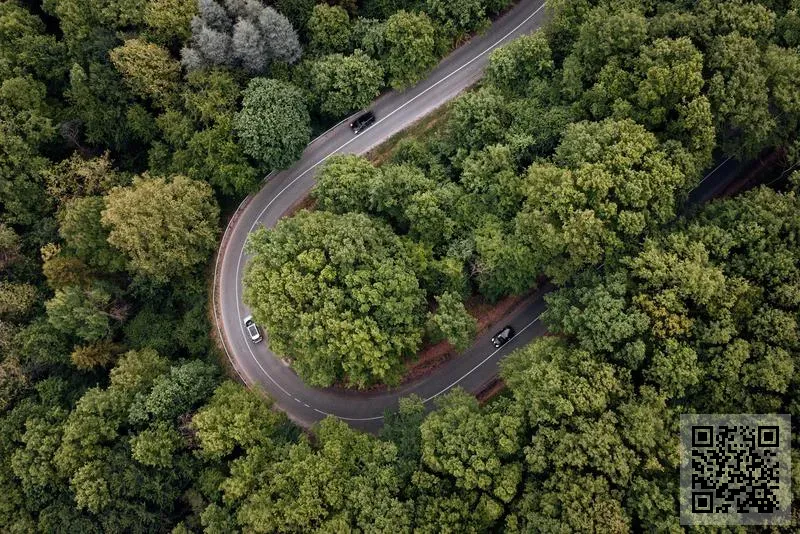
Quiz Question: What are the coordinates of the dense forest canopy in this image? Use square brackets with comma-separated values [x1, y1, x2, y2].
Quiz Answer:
[1, 0, 799, 532]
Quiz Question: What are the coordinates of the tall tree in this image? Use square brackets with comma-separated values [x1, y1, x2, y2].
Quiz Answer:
[243, 210, 427, 387]
[234, 78, 310, 170]
[383, 10, 437, 89]
[101, 175, 220, 282]
[110, 39, 181, 108]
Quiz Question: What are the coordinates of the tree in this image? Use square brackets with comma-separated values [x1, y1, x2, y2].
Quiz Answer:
[307, 4, 352, 55]
[243, 210, 427, 387]
[513, 119, 687, 284]
[304, 51, 384, 117]
[0, 282, 37, 321]
[128, 360, 218, 424]
[110, 39, 181, 108]
[234, 78, 310, 170]
[427, 292, 475, 351]
[313, 154, 381, 214]
[65, 62, 137, 152]
[70, 340, 121, 370]
[52, 0, 146, 57]
[45, 285, 115, 342]
[44, 152, 126, 204]
[131, 422, 182, 468]
[487, 32, 554, 96]
[192, 381, 287, 460]
[0, 76, 53, 225]
[706, 33, 774, 157]
[0, 2, 67, 86]
[258, 7, 302, 64]
[232, 418, 410, 532]
[0, 224, 20, 271]
[144, 0, 197, 44]
[501, 337, 625, 428]
[425, 0, 488, 37]
[383, 10, 437, 89]
[446, 87, 512, 157]
[178, 115, 260, 196]
[420, 390, 523, 502]
[473, 217, 538, 301]
[58, 196, 127, 273]
[102, 175, 220, 282]
[232, 19, 269, 73]
[181, 0, 301, 72]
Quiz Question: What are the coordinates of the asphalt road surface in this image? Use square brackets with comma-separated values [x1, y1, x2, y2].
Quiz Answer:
[213, 0, 740, 432]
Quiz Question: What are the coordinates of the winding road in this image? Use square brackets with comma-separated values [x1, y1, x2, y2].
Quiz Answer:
[213, 0, 741, 431]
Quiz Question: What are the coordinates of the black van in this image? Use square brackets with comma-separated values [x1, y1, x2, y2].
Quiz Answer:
[350, 111, 376, 134]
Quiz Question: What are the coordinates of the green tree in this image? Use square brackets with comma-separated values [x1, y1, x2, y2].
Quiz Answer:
[110, 39, 181, 108]
[706, 33, 774, 157]
[243, 210, 427, 387]
[232, 418, 410, 532]
[421, 390, 523, 502]
[427, 292, 475, 351]
[447, 87, 512, 157]
[0, 224, 20, 271]
[131, 422, 182, 468]
[384, 10, 437, 89]
[44, 152, 127, 204]
[192, 381, 287, 460]
[70, 340, 122, 370]
[313, 154, 381, 214]
[0, 282, 37, 321]
[487, 32, 554, 96]
[0, 2, 66, 86]
[58, 196, 127, 273]
[425, 0, 488, 37]
[514, 119, 687, 284]
[303, 51, 384, 117]
[143, 0, 197, 44]
[102, 174, 220, 282]
[307, 3, 352, 55]
[45, 285, 116, 342]
[65, 62, 137, 152]
[234, 78, 311, 170]
[128, 360, 218, 423]
[176, 115, 260, 196]
[0, 76, 53, 225]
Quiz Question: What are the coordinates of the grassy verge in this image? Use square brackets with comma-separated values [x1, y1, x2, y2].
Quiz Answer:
[365, 102, 453, 166]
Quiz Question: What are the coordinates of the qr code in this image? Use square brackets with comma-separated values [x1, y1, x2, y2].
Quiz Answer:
[680, 414, 792, 526]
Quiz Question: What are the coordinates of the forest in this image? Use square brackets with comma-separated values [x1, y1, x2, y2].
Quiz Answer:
[1, 0, 799, 532]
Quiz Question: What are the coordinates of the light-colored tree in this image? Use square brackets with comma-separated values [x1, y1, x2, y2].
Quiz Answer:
[102, 175, 219, 282]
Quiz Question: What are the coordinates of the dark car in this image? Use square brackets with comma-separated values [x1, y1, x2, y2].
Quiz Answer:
[350, 111, 376, 134]
[491, 325, 515, 348]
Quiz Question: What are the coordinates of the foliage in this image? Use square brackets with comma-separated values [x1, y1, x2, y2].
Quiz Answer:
[383, 10, 437, 89]
[234, 78, 310, 169]
[307, 3, 352, 55]
[182, 0, 301, 73]
[58, 196, 127, 273]
[102, 174, 219, 282]
[143, 0, 197, 44]
[244, 210, 427, 387]
[109, 39, 181, 108]
[427, 292, 476, 351]
[45, 284, 114, 342]
[302, 50, 384, 117]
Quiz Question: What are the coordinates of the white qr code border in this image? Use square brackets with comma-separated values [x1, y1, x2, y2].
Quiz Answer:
[680, 414, 792, 526]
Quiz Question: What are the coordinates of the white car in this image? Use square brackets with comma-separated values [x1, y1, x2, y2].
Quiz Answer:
[243, 315, 262, 343]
